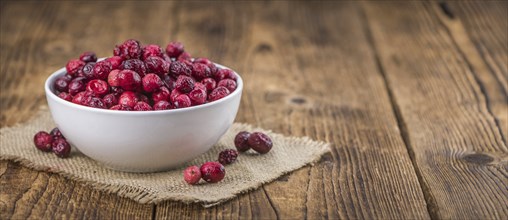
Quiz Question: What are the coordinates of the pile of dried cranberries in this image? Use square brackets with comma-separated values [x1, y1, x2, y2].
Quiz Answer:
[55, 39, 237, 111]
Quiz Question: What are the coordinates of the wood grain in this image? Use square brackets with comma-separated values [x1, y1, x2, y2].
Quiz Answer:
[363, 1, 508, 219]
[155, 1, 429, 219]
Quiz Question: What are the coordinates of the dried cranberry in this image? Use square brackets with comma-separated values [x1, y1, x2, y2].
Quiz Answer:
[175, 75, 195, 93]
[152, 86, 170, 103]
[93, 60, 113, 80]
[33, 131, 53, 152]
[217, 79, 237, 92]
[68, 77, 87, 95]
[162, 53, 172, 63]
[139, 94, 150, 104]
[52, 138, 71, 158]
[118, 91, 139, 108]
[50, 127, 65, 139]
[54, 76, 70, 92]
[189, 87, 207, 105]
[183, 165, 201, 185]
[133, 101, 153, 111]
[193, 57, 213, 66]
[248, 132, 273, 154]
[87, 97, 107, 109]
[106, 56, 124, 70]
[66, 59, 85, 76]
[177, 51, 192, 61]
[173, 94, 191, 108]
[191, 63, 211, 80]
[142, 44, 163, 60]
[108, 69, 121, 87]
[200, 162, 225, 183]
[153, 100, 171, 110]
[116, 39, 142, 60]
[142, 73, 163, 93]
[86, 79, 109, 97]
[170, 88, 182, 103]
[234, 131, 251, 152]
[201, 78, 217, 91]
[162, 75, 175, 90]
[72, 91, 94, 106]
[58, 92, 72, 101]
[165, 42, 184, 58]
[121, 59, 147, 77]
[102, 93, 118, 108]
[117, 70, 142, 91]
[110, 104, 132, 111]
[79, 51, 97, 63]
[110, 86, 124, 97]
[194, 82, 206, 91]
[214, 68, 237, 81]
[169, 61, 191, 77]
[144, 56, 169, 76]
[218, 149, 239, 165]
[208, 86, 230, 101]
[79, 62, 95, 79]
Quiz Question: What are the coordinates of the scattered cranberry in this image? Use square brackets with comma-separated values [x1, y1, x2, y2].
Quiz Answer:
[200, 162, 225, 183]
[142, 73, 163, 93]
[174, 94, 191, 108]
[234, 131, 251, 152]
[217, 79, 237, 92]
[66, 59, 85, 76]
[201, 78, 216, 91]
[208, 86, 230, 101]
[50, 127, 65, 139]
[93, 60, 113, 80]
[133, 101, 153, 111]
[218, 149, 239, 165]
[118, 91, 139, 108]
[121, 59, 147, 77]
[68, 77, 87, 95]
[52, 138, 71, 158]
[106, 56, 123, 70]
[175, 75, 195, 93]
[145, 56, 169, 76]
[86, 79, 109, 97]
[142, 44, 163, 60]
[110, 104, 132, 111]
[79, 51, 97, 63]
[102, 93, 118, 108]
[153, 100, 171, 110]
[169, 61, 191, 77]
[165, 42, 184, 58]
[58, 92, 72, 101]
[117, 70, 142, 91]
[33, 131, 53, 152]
[183, 165, 202, 185]
[248, 132, 273, 154]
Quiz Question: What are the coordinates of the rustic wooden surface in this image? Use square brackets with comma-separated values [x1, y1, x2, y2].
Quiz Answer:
[0, 1, 506, 219]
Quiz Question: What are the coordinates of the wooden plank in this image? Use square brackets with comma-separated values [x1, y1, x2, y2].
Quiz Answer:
[363, 1, 508, 219]
[156, 1, 429, 219]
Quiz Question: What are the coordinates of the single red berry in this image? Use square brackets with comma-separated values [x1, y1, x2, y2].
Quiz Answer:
[201, 78, 216, 92]
[58, 92, 72, 101]
[165, 42, 184, 58]
[142, 44, 163, 60]
[93, 60, 113, 80]
[54, 76, 70, 92]
[177, 51, 192, 61]
[86, 79, 109, 97]
[169, 61, 191, 77]
[214, 68, 237, 81]
[102, 93, 118, 108]
[72, 91, 93, 105]
[116, 39, 142, 60]
[234, 131, 251, 152]
[248, 132, 273, 154]
[193, 57, 213, 66]
[175, 75, 195, 93]
[183, 165, 202, 185]
[153, 100, 172, 110]
[87, 97, 107, 109]
[163, 75, 176, 91]
[50, 127, 65, 139]
[217, 79, 237, 92]
[142, 73, 163, 93]
[191, 63, 211, 80]
[189, 87, 207, 105]
[173, 94, 191, 109]
[118, 91, 139, 108]
[52, 138, 71, 158]
[108, 69, 121, 87]
[34, 131, 53, 152]
[152, 86, 171, 103]
[208, 86, 230, 101]
[79, 51, 97, 63]
[169, 88, 182, 103]
[145, 56, 169, 77]
[133, 101, 153, 111]
[68, 77, 87, 96]
[79, 62, 96, 79]
[66, 59, 85, 76]
[218, 149, 239, 165]
[121, 59, 147, 77]
[117, 70, 142, 91]
[200, 162, 225, 183]
[110, 104, 132, 111]
[106, 56, 124, 70]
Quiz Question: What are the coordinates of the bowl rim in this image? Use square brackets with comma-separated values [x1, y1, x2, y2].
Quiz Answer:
[45, 62, 243, 115]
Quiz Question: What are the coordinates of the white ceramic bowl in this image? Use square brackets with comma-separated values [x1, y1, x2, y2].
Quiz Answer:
[45, 63, 243, 172]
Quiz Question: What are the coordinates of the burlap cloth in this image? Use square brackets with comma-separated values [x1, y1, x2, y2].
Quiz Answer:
[0, 108, 330, 207]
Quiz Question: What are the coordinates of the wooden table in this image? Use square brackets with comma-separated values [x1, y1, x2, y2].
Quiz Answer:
[1, 1, 507, 219]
